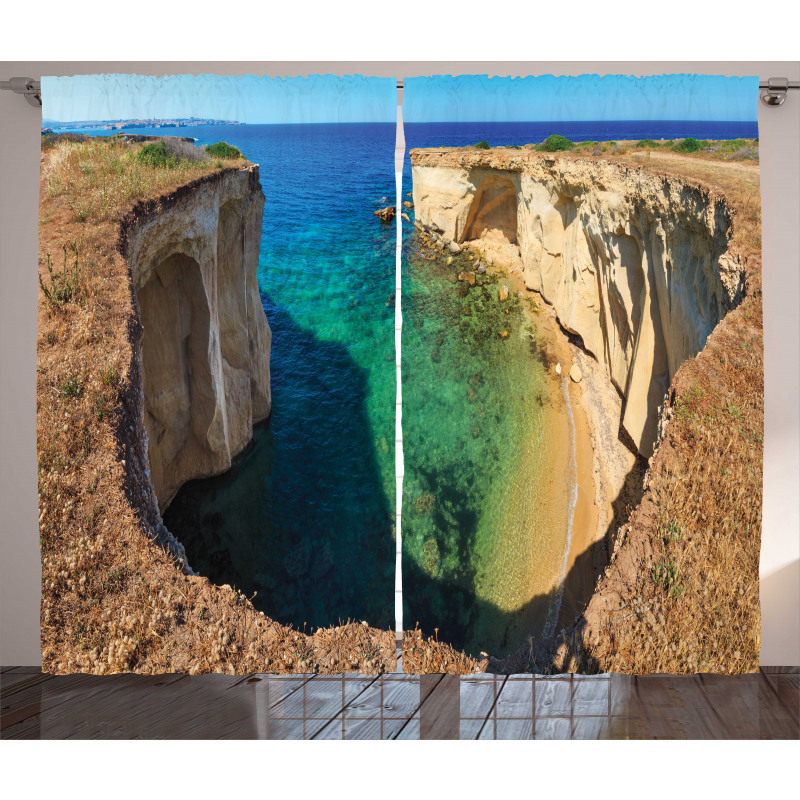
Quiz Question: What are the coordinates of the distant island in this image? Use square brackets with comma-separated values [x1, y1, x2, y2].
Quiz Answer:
[41, 117, 245, 132]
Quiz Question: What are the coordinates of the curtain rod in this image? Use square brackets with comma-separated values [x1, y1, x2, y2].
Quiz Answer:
[3, 77, 799, 108]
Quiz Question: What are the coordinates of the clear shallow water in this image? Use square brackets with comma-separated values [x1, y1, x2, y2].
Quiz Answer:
[78, 123, 397, 631]
[401, 236, 572, 658]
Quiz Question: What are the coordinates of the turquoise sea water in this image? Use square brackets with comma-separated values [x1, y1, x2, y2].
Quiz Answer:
[75, 123, 397, 631]
[401, 234, 573, 658]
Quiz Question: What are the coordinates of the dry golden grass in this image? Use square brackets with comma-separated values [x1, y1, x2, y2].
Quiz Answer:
[582, 284, 763, 675]
[38, 136, 396, 675]
[402, 626, 487, 674]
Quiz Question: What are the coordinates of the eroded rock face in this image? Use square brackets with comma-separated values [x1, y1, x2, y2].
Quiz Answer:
[411, 150, 744, 457]
[121, 166, 271, 510]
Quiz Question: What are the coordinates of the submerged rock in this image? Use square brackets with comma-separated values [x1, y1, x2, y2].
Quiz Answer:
[414, 493, 435, 515]
[458, 270, 476, 286]
[401, 212, 411, 223]
[404, 201, 414, 208]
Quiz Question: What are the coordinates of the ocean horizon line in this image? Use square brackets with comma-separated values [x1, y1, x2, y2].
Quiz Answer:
[46, 119, 757, 127]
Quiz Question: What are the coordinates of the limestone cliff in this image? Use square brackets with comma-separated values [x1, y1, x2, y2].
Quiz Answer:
[119, 166, 271, 510]
[411, 149, 745, 457]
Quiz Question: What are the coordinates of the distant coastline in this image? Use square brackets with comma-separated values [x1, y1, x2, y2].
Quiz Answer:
[42, 117, 245, 132]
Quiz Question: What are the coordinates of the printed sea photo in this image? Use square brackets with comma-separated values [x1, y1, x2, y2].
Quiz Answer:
[37, 74, 398, 674]
[400, 74, 763, 674]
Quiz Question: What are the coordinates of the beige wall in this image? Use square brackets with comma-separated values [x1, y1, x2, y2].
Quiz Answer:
[1, 61, 797, 667]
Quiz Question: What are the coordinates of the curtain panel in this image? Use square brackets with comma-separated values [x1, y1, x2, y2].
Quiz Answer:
[37, 73, 761, 678]
[400, 74, 761, 675]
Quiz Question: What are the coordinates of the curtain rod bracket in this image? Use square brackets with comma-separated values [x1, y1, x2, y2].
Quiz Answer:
[760, 77, 790, 107]
[0, 77, 41, 107]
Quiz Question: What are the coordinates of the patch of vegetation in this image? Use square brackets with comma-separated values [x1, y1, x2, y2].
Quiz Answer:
[536, 134, 574, 152]
[41, 132, 90, 150]
[60, 374, 82, 399]
[673, 137, 708, 153]
[161, 137, 210, 163]
[661, 520, 683, 544]
[652, 559, 686, 598]
[39, 246, 83, 310]
[100, 364, 119, 387]
[136, 142, 182, 168]
[134, 139, 210, 168]
[674, 382, 713, 427]
[473, 141, 490, 150]
[205, 141, 243, 159]
[636, 139, 661, 148]
[413, 492, 436, 515]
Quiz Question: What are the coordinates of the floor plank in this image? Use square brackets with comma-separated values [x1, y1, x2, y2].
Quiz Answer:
[1, 668, 797, 739]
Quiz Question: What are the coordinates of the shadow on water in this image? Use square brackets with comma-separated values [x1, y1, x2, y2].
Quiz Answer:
[164, 294, 394, 632]
[403, 452, 646, 664]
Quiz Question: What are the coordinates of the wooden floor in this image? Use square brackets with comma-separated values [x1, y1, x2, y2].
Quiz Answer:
[2, 666, 797, 739]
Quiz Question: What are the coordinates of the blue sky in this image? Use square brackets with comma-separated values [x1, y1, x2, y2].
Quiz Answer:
[42, 73, 759, 125]
[42, 74, 396, 123]
[403, 74, 759, 123]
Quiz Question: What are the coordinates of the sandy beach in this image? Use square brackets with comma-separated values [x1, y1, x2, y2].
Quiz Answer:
[507, 269, 611, 632]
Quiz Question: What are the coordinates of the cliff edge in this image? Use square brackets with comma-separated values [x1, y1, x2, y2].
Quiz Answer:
[119, 167, 271, 511]
[411, 149, 745, 458]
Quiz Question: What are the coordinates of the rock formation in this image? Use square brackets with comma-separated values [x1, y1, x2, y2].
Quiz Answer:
[374, 206, 396, 222]
[120, 166, 271, 510]
[411, 149, 744, 457]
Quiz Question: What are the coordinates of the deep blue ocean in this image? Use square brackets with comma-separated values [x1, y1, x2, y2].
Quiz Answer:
[402, 119, 757, 149]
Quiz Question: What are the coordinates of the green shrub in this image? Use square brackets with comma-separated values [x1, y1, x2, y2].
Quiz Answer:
[136, 142, 175, 168]
[536, 134, 573, 152]
[473, 141, 490, 150]
[673, 137, 707, 153]
[205, 141, 243, 159]
[636, 139, 660, 148]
